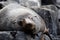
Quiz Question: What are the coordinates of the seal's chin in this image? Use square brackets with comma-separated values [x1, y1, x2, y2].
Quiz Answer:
[23, 23, 37, 39]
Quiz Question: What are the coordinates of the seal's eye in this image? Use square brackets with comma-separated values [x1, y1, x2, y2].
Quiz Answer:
[17, 19, 26, 27]
[18, 21, 23, 26]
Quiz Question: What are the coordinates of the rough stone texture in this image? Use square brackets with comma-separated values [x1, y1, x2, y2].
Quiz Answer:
[0, 31, 52, 40]
[10, 0, 41, 9]
[0, 31, 13, 40]
[57, 9, 60, 35]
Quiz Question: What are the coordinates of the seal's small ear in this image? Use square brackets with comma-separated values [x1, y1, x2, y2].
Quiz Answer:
[18, 19, 26, 27]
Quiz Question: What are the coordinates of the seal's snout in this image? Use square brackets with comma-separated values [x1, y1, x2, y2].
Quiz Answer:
[18, 18, 35, 31]
[25, 23, 35, 30]
[17, 19, 26, 27]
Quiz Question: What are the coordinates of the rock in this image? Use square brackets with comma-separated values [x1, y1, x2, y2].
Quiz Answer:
[0, 31, 13, 40]
[57, 9, 60, 35]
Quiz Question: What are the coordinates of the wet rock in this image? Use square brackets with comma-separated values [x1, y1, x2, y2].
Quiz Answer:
[0, 31, 13, 40]
[7, 0, 41, 8]
[15, 31, 27, 40]
[57, 9, 60, 35]
[15, 31, 50, 40]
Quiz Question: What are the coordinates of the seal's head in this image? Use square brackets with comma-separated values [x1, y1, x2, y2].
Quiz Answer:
[17, 18, 36, 34]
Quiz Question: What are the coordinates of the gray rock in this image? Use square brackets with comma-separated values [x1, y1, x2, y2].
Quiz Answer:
[0, 31, 13, 40]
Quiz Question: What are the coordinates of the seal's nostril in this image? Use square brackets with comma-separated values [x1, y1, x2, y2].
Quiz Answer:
[25, 23, 33, 28]
[24, 23, 34, 30]
[26, 23, 33, 27]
